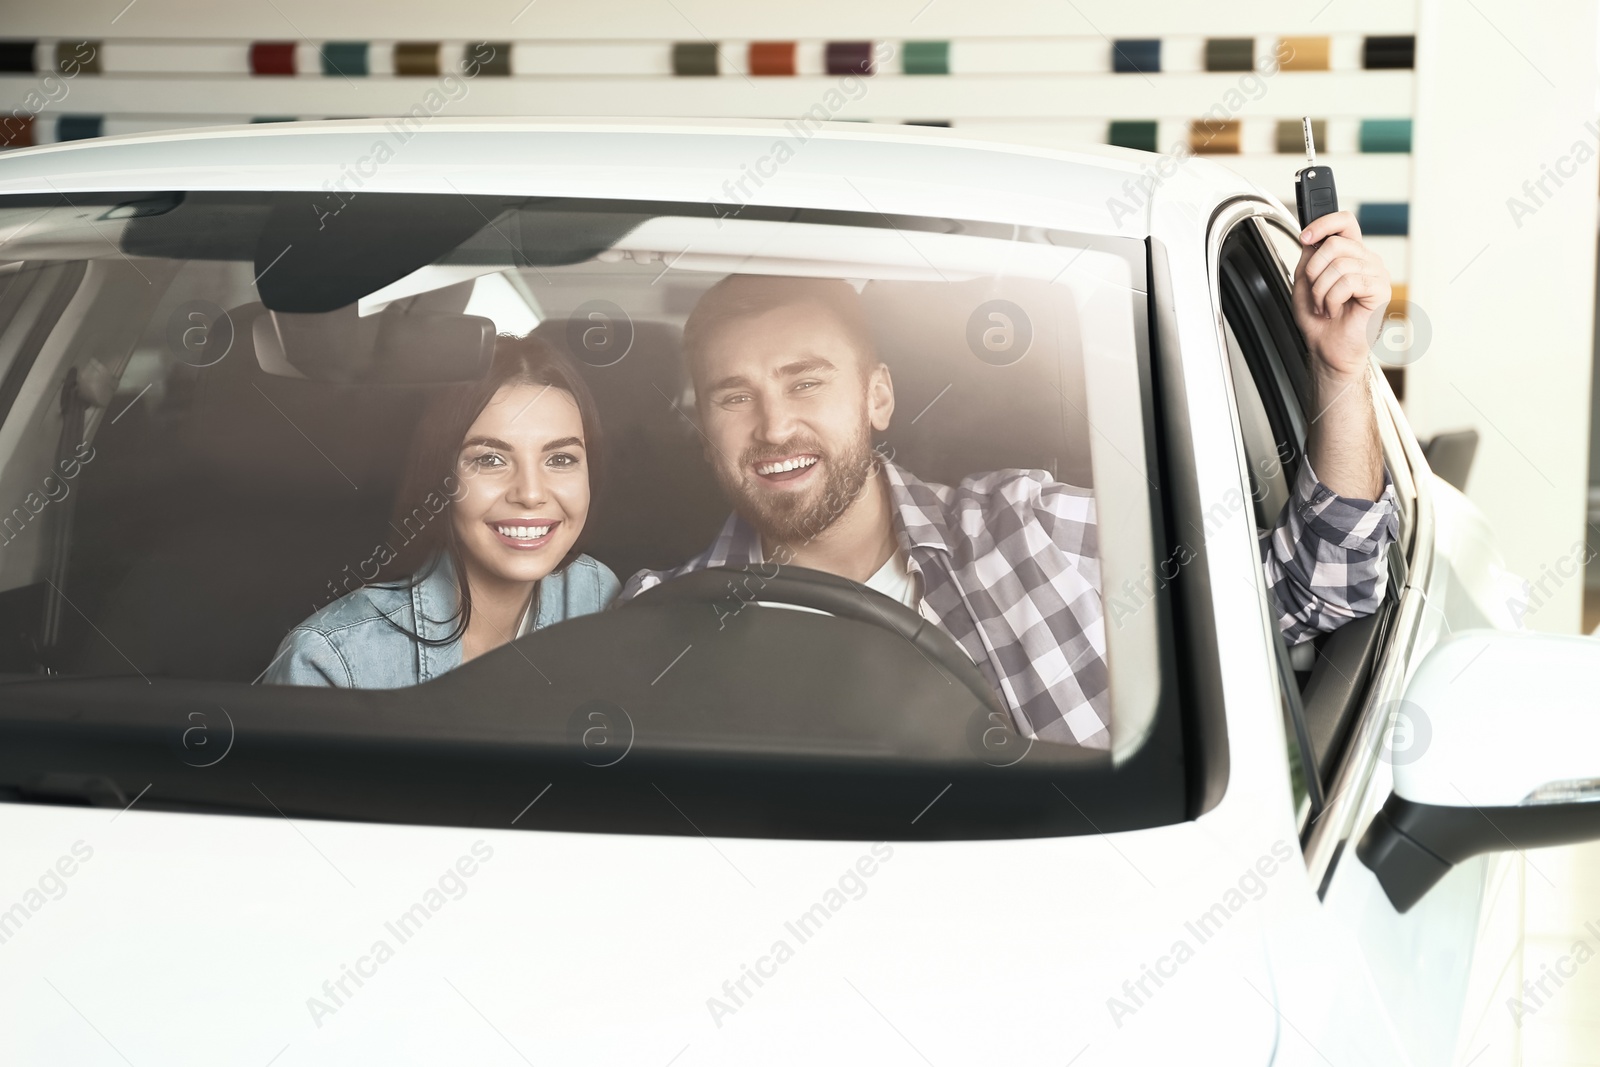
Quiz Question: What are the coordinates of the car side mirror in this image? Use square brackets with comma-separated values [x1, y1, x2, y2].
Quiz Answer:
[1356, 629, 1600, 912]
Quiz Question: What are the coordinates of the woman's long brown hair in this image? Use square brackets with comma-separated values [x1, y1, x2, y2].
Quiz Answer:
[374, 332, 605, 646]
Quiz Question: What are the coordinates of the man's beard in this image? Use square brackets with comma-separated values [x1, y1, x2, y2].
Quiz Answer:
[716, 423, 881, 549]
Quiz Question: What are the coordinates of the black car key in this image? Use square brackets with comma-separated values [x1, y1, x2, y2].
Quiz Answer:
[1294, 117, 1338, 228]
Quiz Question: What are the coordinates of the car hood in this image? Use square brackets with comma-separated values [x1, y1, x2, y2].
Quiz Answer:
[1, 803, 1283, 1064]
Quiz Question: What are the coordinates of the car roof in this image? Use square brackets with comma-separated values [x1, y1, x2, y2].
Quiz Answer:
[0, 116, 1266, 239]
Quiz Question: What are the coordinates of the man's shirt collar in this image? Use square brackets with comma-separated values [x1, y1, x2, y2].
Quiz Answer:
[881, 459, 954, 554]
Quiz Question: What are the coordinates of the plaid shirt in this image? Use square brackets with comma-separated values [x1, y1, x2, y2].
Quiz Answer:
[620, 458, 1399, 749]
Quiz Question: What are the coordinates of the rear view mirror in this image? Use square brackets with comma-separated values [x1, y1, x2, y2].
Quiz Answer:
[252, 302, 489, 382]
[1357, 629, 1600, 912]
[253, 301, 494, 384]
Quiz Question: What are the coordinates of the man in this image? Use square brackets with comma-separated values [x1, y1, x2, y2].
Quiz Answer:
[621, 210, 1400, 749]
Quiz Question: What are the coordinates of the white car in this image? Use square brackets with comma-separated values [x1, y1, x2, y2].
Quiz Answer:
[0, 118, 1594, 1066]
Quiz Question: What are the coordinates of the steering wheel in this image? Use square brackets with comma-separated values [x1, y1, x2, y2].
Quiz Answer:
[634, 564, 1007, 718]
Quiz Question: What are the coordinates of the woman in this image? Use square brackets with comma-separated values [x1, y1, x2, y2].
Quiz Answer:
[265, 333, 619, 687]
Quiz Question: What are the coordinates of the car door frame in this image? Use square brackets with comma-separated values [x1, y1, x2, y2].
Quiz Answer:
[1203, 196, 1436, 894]
[1233, 204, 1531, 1064]
[1204, 197, 1520, 1062]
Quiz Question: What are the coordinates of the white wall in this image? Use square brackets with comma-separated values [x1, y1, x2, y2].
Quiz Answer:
[1406, 0, 1597, 633]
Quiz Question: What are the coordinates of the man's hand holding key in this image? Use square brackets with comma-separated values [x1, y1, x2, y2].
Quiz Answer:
[1293, 210, 1391, 500]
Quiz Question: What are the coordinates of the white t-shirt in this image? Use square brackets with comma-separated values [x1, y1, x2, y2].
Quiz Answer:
[862, 547, 918, 607]
[753, 546, 934, 621]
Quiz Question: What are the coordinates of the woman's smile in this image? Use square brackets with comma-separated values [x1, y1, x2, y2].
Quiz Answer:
[487, 518, 562, 549]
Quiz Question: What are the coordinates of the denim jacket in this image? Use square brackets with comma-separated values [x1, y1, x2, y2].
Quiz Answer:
[263, 553, 619, 688]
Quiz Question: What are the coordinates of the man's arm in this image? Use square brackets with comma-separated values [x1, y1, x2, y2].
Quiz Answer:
[1261, 459, 1399, 644]
[1294, 209, 1387, 499]
[1261, 210, 1401, 644]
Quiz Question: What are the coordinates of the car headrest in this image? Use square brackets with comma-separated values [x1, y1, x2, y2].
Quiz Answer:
[859, 276, 1092, 488]
[532, 316, 698, 417]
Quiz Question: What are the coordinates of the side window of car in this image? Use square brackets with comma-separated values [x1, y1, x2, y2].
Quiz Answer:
[1218, 222, 1315, 823]
[1220, 288, 1298, 535]
[1219, 222, 1311, 556]
[1255, 218, 1306, 294]
[1218, 216, 1401, 835]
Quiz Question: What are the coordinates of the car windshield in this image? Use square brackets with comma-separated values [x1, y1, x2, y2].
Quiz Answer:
[0, 189, 1184, 839]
